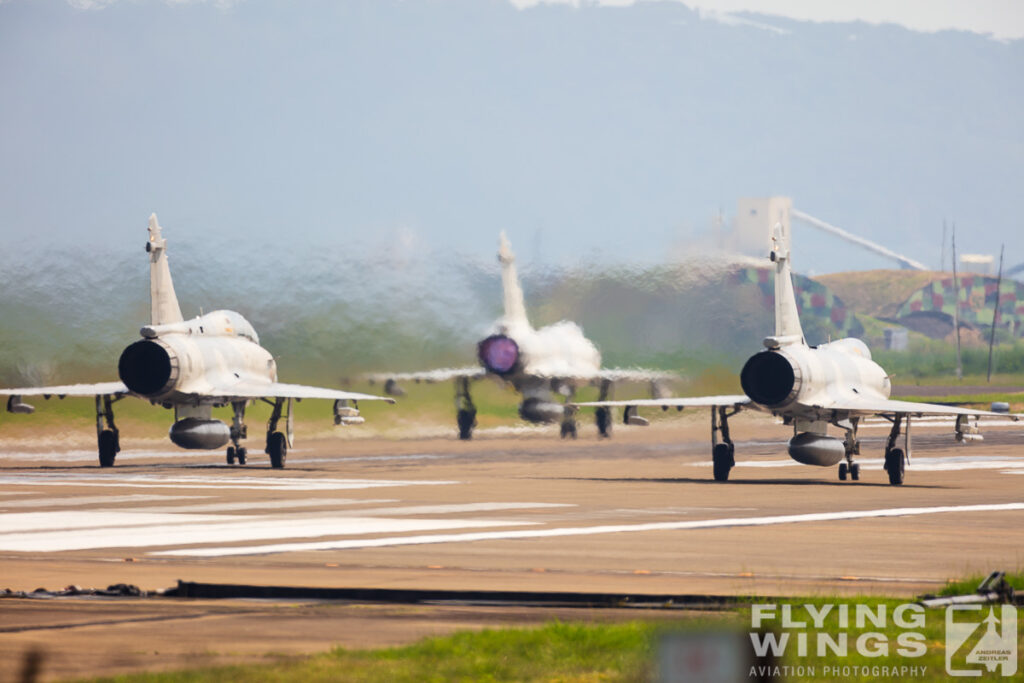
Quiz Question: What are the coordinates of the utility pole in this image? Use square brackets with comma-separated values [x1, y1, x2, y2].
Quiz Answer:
[952, 224, 962, 381]
[987, 244, 1004, 383]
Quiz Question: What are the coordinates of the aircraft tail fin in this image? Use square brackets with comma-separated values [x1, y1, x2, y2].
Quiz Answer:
[146, 213, 184, 325]
[498, 231, 529, 328]
[769, 222, 805, 346]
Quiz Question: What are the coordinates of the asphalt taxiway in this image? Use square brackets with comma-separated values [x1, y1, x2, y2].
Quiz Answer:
[2, 414, 1023, 678]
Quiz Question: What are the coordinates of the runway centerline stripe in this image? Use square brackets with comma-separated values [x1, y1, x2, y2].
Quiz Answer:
[151, 502, 1024, 557]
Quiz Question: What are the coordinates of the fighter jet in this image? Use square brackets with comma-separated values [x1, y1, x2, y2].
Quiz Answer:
[575, 222, 1018, 485]
[0, 214, 393, 468]
[367, 232, 672, 439]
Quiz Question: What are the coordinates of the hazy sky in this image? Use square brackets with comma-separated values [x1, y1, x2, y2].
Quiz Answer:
[514, 0, 1024, 41]
[1, 0, 1021, 274]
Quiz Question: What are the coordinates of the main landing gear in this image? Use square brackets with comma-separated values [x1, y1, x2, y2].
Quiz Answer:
[559, 384, 578, 439]
[595, 379, 613, 439]
[226, 400, 248, 465]
[263, 397, 292, 469]
[837, 417, 861, 482]
[882, 413, 909, 486]
[455, 376, 477, 440]
[96, 394, 123, 467]
[225, 398, 290, 468]
[711, 405, 738, 482]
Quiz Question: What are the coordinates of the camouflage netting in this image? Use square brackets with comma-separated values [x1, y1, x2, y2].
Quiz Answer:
[733, 267, 863, 340]
[896, 276, 1024, 337]
[538, 264, 863, 368]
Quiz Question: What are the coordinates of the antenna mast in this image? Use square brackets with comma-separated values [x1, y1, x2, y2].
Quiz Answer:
[952, 224, 962, 381]
[987, 244, 1004, 383]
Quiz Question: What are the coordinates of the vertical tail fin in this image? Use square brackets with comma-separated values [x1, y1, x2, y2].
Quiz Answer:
[769, 222, 805, 346]
[146, 214, 184, 325]
[498, 231, 529, 328]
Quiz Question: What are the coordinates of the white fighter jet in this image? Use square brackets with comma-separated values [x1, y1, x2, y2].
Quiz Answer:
[575, 222, 1018, 485]
[368, 232, 672, 439]
[0, 214, 394, 468]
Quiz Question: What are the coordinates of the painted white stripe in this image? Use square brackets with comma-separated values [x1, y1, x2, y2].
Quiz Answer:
[0, 517, 536, 553]
[0, 474, 457, 492]
[325, 502, 575, 516]
[125, 499, 398, 513]
[0, 450, 447, 464]
[289, 454, 446, 464]
[1, 511, 237, 533]
[706, 456, 1024, 471]
[0, 495, 209, 509]
[153, 502, 1024, 557]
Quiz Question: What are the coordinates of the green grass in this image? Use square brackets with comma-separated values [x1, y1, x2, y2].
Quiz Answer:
[82, 620, 668, 683]
[78, 575, 1024, 683]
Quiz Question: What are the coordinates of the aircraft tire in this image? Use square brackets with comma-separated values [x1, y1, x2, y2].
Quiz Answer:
[226, 446, 236, 465]
[237, 448, 247, 465]
[457, 409, 475, 440]
[712, 443, 732, 482]
[838, 462, 848, 481]
[596, 407, 612, 438]
[886, 449, 904, 486]
[98, 430, 117, 468]
[850, 463, 860, 481]
[268, 432, 287, 469]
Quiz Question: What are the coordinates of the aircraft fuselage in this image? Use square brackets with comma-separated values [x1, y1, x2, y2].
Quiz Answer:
[118, 310, 276, 406]
[741, 337, 891, 465]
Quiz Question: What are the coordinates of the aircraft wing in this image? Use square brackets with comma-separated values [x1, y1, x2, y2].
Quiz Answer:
[203, 380, 395, 403]
[596, 368, 679, 383]
[0, 382, 129, 397]
[812, 396, 1019, 419]
[366, 367, 487, 384]
[574, 395, 751, 409]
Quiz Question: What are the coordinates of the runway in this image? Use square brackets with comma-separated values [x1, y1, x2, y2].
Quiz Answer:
[3, 418, 1024, 596]
[3, 418, 1024, 678]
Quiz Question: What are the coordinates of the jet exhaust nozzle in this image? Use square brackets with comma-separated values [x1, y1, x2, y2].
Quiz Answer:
[740, 350, 801, 407]
[478, 334, 521, 375]
[119, 339, 179, 397]
[788, 432, 846, 466]
[168, 418, 231, 450]
[518, 397, 564, 424]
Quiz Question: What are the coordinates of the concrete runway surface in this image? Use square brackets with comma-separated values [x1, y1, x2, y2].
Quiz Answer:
[2, 415, 1023, 678]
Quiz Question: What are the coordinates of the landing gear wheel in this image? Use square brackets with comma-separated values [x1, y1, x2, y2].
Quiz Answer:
[838, 462, 848, 481]
[237, 447, 247, 465]
[560, 421, 578, 439]
[596, 407, 612, 438]
[850, 463, 860, 481]
[267, 432, 287, 469]
[98, 430, 117, 468]
[712, 443, 733, 482]
[227, 446, 236, 465]
[456, 409, 476, 440]
[885, 448, 905, 486]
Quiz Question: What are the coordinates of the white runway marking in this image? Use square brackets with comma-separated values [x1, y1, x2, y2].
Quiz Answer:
[288, 454, 447, 464]
[327, 502, 575, 516]
[0, 473, 457, 492]
[688, 455, 1024, 471]
[2, 511, 233, 534]
[153, 502, 1024, 557]
[0, 449, 217, 463]
[126, 498, 398, 513]
[0, 515, 535, 552]
[0, 494, 209, 509]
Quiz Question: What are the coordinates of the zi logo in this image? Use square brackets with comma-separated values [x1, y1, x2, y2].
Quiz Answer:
[946, 605, 1017, 677]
